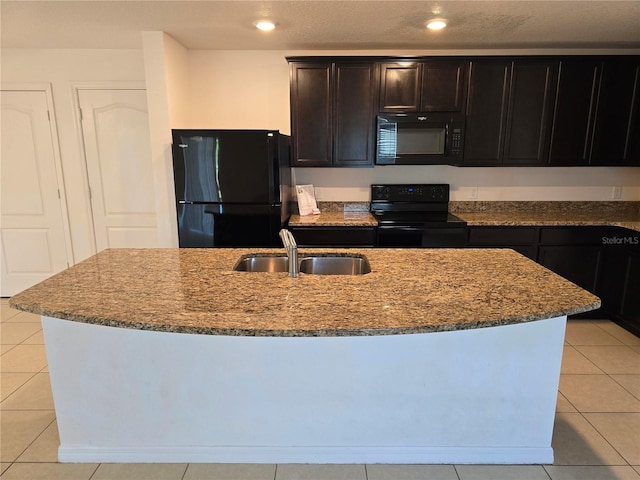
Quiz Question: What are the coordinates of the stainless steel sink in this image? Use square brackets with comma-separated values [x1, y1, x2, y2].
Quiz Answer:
[233, 255, 288, 272]
[233, 253, 371, 275]
[299, 255, 371, 275]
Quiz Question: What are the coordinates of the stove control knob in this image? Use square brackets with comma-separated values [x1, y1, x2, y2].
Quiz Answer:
[431, 186, 446, 200]
[372, 186, 390, 200]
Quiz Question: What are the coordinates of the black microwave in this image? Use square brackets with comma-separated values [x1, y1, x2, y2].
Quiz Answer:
[375, 113, 465, 165]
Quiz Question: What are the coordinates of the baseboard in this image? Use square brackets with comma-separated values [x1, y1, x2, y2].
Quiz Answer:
[58, 445, 554, 464]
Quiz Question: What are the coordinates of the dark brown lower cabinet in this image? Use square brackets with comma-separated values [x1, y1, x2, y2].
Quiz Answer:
[536, 227, 608, 294]
[289, 227, 377, 247]
[467, 226, 537, 259]
[468, 225, 640, 333]
[599, 233, 640, 336]
[619, 249, 640, 334]
[537, 246, 603, 292]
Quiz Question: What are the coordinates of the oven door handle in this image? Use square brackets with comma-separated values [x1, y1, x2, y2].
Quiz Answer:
[377, 225, 424, 232]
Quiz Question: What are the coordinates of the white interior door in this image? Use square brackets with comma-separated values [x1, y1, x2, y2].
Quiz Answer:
[1, 90, 70, 296]
[78, 89, 157, 251]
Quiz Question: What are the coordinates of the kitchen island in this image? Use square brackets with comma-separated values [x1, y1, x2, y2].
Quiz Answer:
[10, 248, 600, 464]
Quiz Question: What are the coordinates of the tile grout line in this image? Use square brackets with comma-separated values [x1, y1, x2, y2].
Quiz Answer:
[565, 343, 606, 374]
[608, 375, 640, 402]
[592, 320, 640, 347]
[85, 463, 101, 480]
[452, 464, 461, 480]
[557, 390, 581, 414]
[570, 326, 639, 468]
[541, 464, 553, 479]
[0, 372, 38, 406]
[578, 399, 634, 467]
[10, 416, 57, 465]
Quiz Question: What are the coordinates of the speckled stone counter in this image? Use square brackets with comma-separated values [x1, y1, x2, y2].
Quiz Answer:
[289, 201, 640, 232]
[451, 201, 640, 232]
[10, 247, 599, 337]
[288, 211, 378, 227]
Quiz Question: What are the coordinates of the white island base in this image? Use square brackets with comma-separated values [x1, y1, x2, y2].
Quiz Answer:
[42, 315, 566, 464]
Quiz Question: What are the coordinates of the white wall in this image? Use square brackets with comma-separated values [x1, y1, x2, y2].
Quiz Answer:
[1, 49, 146, 261]
[142, 32, 188, 247]
[293, 166, 640, 202]
[185, 50, 291, 131]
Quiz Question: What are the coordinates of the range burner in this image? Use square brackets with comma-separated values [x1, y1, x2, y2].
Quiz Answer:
[370, 184, 468, 248]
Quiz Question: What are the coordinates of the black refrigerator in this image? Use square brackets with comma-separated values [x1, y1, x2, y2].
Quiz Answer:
[172, 129, 292, 247]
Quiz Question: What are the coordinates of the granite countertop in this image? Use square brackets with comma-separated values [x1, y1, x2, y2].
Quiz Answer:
[451, 202, 640, 232]
[288, 212, 378, 227]
[288, 202, 640, 232]
[289, 201, 640, 232]
[455, 212, 640, 232]
[9, 248, 600, 337]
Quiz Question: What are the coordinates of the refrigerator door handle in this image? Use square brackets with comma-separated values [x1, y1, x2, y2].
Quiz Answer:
[178, 200, 193, 205]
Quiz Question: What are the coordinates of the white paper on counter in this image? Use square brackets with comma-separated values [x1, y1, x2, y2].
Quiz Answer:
[295, 185, 321, 216]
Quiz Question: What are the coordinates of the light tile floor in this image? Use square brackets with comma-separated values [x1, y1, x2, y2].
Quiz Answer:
[1, 297, 639, 480]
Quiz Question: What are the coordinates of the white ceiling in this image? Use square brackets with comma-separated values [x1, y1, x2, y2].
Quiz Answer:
[1, 0, 639, 51]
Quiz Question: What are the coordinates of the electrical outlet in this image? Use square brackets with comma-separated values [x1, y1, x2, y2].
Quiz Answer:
[469, 187, 478, 200]
[612, 186, 622, 200]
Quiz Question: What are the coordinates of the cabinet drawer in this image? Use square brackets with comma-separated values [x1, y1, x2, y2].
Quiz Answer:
[539, 226, 614, 245]
[468, 226, 537, 245]
[290, 227, 376, 247]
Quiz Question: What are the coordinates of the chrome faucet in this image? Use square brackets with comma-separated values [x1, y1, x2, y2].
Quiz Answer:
[279, 229, 298, 277]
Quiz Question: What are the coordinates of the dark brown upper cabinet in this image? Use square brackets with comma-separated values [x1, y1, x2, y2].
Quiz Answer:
[463, 59, 557, 166]
[289, 62, 332, 166]
[548, 58, 602, 166]
[289, 55, 640, 168]
[379, 60, 468, 113]
[504, 61, 558, 165]
[289, 59, 376, 167]
[590, 57, 640, 166]
[462, 60, 510, 165]
[549, 56, 640, 166]
[379, 62, 420, 111]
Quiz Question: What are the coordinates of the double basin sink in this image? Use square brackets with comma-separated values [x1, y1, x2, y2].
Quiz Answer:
[234, 253, 371, 275]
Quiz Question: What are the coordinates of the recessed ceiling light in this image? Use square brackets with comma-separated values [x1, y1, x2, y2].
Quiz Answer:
[426, 19, 447, 31]
[255, 20, 276, 31]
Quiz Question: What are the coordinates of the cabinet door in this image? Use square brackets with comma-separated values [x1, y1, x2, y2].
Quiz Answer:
[463, 60, 511, 165]
[503, 61, 557, 165]
[620, 249, 640, 333]
[379, 62, 420, 112]
[548, 59, 602, 165]
[590, 57, 640, 166]
[334, 63, 376, 166]
[467, 226, 537, 259]
[538, 245, 603, 292]
[420, 61, 468, 112]
[290, 63, 332, 166]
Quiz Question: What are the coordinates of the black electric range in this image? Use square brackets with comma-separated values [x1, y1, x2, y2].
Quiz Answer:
[370, 184, 468, 247]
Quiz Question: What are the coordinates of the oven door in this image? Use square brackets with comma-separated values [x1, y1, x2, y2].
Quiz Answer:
[422, 227, 468, 247]
[377, 225, 468, 248]
[377, 225, 424, 247]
